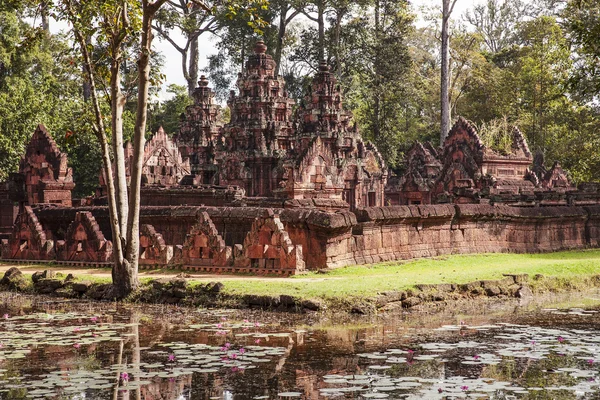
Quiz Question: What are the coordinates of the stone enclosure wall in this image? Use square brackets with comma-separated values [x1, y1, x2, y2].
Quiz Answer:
[1, 204, 598, 273]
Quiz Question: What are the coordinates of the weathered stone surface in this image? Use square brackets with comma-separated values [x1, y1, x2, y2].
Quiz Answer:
[139, 224, 173, 266]
[72, 281, 92, 293]
[205, 282, 223, 294]
[235, 211, 304, 273]
[16, 125, 74, 206]
[244, 294, 281, 308]
[1, 206, 54, 260]
[402, 297, 422, 308]
[56, 211, 112, 263]
[516, 285, 534, 299]
[300, 299, 322, 311]
[32, 270, 56, 283]
[0, 267, 28, 291]
[182, 212, 231, 267]
[34, 278, 63, 294]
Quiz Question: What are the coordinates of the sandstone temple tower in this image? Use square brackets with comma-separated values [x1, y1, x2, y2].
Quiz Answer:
[177, 41, 388, 209]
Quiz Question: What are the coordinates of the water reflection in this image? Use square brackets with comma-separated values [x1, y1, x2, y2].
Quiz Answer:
[0, 293, 599, 399]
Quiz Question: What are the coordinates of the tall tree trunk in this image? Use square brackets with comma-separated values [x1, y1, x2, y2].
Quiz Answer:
[70, 19, 126, 276]
[118, 0, 167, 297]
[275, 6, 288, 76]
[187, 34, 199, 96]
[440, 0, 456, 144]
[373, 0, 381, 141]
[332, 9, 344, 72]
[40, 2, 50, 32]
[110, 55, 129, 238]
[82, 37, 92, 101]
[317, 0, 325, 61]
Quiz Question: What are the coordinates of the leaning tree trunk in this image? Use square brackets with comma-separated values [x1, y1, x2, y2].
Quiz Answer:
[69, 18, 126, 276]
[116, 0, 166, 297]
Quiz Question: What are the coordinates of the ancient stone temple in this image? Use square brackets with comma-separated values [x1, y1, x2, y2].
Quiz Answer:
[16, 124, 75, 206]
[134, 126, 190, 187]
[178, 41, 387, 209]
[1, 46, 599, 274]
[176, 75, 222, 184]
[385, 142, 441, 205]
[430, 117, 536, 203]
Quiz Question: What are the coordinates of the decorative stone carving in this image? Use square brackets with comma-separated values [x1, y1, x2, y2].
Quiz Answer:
[17, 125, 74, 206]
[1, 206, 54, 260]
[541, 161, 573, 191]
[139, 224, 173, 266]
[56, 211, 112, 262]
[234, 209, 304, 273]
[177, 42, 387, 208]
[388, 142, 442, 205]
[182, 211, 231, 267]
[139, 127, 191, 186]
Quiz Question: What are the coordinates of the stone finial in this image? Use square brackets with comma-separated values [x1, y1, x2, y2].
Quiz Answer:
[254, 40, 267, 54]
[198, 75, 209, 87]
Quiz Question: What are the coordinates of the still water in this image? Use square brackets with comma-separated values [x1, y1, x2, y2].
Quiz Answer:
[0, 292, 600, 399]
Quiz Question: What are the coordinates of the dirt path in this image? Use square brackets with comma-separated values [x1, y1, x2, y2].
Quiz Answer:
[0, 263, 333, 282]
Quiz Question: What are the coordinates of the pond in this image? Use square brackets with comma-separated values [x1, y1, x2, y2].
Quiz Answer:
[0, 292, 599, 399]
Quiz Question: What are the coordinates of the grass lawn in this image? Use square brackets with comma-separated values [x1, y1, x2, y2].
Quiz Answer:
[3, 249, 600, 301]
[219, 250, 600, 300]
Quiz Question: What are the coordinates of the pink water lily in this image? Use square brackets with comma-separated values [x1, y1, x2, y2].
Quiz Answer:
[558, 336, 565, 343]
[168, 354, 176, 362]
[90, 316, 98, 322]
[254, 339, 261, 344]
[254, 322, 260, 327]
[239, 347, 246, 354]
[120, 372, 129, 382]
[473, 355, 480, 360]
[588, 359, 595, 365]
[221, 317, 227, 321]
[73, 343, 81, 349]
[2, 314, 8, 320]
[216, 323, 223, 329]
[461, 385, 469, 391]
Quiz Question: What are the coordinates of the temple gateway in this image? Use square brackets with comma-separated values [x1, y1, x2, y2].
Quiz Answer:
[1, 42, 599, 274]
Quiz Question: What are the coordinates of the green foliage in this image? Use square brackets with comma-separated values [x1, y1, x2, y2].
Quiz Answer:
[564, 0, 600, 102]
[149, 84, 193, 135]
[0, 6, 84, 182]
[477, 116, 514, 155]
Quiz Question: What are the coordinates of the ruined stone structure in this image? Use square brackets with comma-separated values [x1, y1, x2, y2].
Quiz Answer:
[234, 210, 304, 273]
[175, 42, 387, 209]
[385, 117, 596, 207]
[1, 206, 54, 260]
[182, 211, 232, 269]
[16, 125, 74, 206]
[386, 142, 441, 205]
[139, 224, 175, 267]
[56, 211, 112, 263]
[0, 46, 599, 274]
